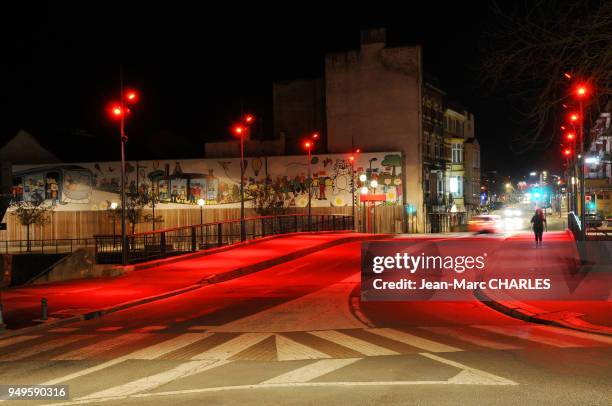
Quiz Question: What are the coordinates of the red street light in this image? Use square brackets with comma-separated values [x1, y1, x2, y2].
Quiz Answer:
[574, 84, 589, 99]
[243, 114, 255, 124]
[125, 89, 139, 103]
[569, 112, 580, 123]
[304, 140, 313, 149]
[563, 148, 573, 157]
[108, 103, 124, 119]
[232, 124, 245, 137]
[312, 132, 319, 140]
[566, 132, 575, 140]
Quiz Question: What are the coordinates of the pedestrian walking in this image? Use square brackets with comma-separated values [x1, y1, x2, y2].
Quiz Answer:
[531, 208, 546, 247]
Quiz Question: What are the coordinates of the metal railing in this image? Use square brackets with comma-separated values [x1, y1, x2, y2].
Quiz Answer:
[95, 214, 354, 264]
[0, 238, 97, 254]
[426, 212, 468, 233]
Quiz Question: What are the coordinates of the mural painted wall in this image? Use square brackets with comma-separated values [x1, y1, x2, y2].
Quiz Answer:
[10, 152, 403, 211]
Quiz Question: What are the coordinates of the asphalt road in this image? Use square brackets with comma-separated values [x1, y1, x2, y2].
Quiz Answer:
[0, 235, 610, 405]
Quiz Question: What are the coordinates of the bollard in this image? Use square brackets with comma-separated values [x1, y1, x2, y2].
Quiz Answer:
[41, 297, 48, 321]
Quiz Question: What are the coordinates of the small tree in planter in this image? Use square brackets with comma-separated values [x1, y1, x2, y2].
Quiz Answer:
[124, 192, 147, 234]
[10, 198, 54, 252]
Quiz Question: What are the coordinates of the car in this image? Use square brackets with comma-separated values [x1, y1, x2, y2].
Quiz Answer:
[468, 214, 501, 233]
[585, 213, 604, 228]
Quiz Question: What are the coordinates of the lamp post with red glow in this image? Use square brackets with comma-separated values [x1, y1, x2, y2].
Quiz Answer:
[232, 114, 255, 241]
[107, 84, 139, 265]
[303, 132, 319, 230]
[348, 148, 361, 226]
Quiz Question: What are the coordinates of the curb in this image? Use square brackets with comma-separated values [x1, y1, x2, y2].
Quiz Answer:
[475, 287, 612, 337]
[0, 233, 388, 339]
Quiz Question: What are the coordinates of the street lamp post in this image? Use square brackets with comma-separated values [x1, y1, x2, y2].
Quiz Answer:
[302, 132, 319, 231]
[305, 141, 313, 231]
[370, 179, 378, 233]
[348, 147, 360, 230]
[360, 185, 368, 232]
[107, 71, 139, 265]
[197, 198, 205, 246]
[232, 114, 254, 242]
[359, 174, 367, 232]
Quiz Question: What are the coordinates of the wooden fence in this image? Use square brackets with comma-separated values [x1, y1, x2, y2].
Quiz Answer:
[0, 205, 410, 241]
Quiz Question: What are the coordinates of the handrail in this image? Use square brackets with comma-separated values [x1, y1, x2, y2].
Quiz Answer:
[128, 213, 347, 237]
[95, 213, 354, 264]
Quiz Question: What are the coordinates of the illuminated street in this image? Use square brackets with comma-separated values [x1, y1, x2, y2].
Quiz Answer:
[1, 3, 611, 405]
[0, 232, 610, 405]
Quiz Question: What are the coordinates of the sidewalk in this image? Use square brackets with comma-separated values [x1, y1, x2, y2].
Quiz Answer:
[0, 232, 376, 332]
[478, 231, 612, 335]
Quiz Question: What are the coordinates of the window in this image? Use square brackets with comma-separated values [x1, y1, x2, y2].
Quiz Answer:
[474, 150, 480, 168]
[450, 176, 463, 197]
[452, 143, 463, 163]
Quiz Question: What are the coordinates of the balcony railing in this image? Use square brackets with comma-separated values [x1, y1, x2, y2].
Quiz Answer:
[95, 213, 354, 264]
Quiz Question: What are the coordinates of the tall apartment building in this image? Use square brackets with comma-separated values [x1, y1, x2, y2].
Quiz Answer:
[273, 28, 481, 230]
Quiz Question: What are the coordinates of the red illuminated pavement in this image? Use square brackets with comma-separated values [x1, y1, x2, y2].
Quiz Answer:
[0, 231, 609, 405]
[484, 231, 611, 329]
[1, 233, 368, 329]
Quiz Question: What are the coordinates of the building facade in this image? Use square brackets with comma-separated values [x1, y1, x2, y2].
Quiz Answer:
[584, 110, 612, 215]
[272, 28, 481, 231]
[443, 106, 480, 212]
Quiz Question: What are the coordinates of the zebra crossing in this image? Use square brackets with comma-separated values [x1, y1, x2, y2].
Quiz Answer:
[0, 323, 609, 404]
[1, 324, 610, 365]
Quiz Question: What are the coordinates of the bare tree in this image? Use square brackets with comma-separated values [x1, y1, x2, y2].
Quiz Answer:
[481, 0, 612, 149]
[10, 199, 54, 252]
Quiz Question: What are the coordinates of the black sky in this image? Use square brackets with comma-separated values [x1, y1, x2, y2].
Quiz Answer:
[0, 2, 559, 177]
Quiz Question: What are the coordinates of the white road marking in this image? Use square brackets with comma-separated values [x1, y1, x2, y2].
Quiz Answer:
[52, 334, 147, 360]
[308, 330, 398, 356]
[367, 328, 462, 353]
[78, 360, 230, 400]
[0, 335, 89, 361]
[42, 333, 211, 385]
[420, 326, 522, 350]
[275, 334, 330, 361]
[191, 333, 271, 360]
[42, 378, 518, 406]
[262, 358, 360, 384]
[473, 325, 586, 348]
[128, 333, 213, 360]
[420, 352, 517, 385]
[0, 335, 39, 349]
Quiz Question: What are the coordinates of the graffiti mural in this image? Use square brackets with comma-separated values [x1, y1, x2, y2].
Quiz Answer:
[11, 152, 403, 211]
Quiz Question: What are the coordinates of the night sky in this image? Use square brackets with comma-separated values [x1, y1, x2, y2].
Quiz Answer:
[0, 2, 560, 177]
